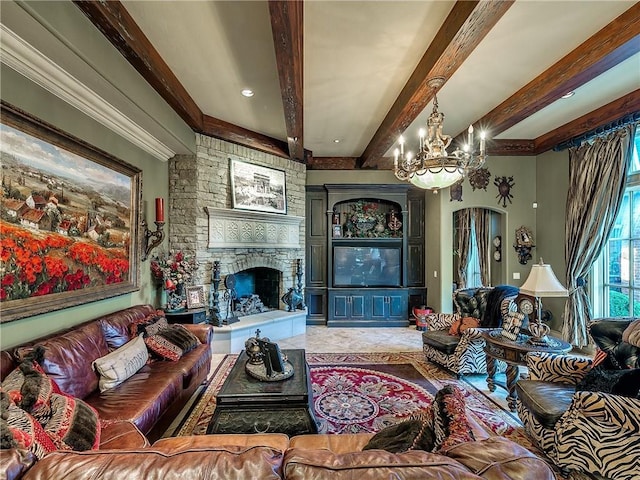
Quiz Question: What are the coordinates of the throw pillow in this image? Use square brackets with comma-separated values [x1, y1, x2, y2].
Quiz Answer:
[362, 410, 435, 453]
[576, 366, 640, 399]
[93, 335, 149, 392]
[0, 389, 57, 460]
[1, 347, 58, 425]
[144, 324, 200, 361]
[431, 385, 475, 452]
[448, 317, 480, 336]
[622, 319, 640, 348]
[130, 313, 169, 338]
[44, 392, 101, 451]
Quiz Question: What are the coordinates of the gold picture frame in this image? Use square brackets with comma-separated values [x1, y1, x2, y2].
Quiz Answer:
[186, 285, 206, 309]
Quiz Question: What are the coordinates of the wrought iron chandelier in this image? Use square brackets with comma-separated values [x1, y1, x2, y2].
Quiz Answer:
[393, 77, 487, 191]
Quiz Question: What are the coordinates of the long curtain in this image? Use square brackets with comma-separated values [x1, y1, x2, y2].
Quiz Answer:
[563, 124, 636, 347]
[455, 209, 473, 289]
[474, 208, 491, 286]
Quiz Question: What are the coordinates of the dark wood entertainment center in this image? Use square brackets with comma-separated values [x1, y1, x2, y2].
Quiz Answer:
[305, 184, 426, 327]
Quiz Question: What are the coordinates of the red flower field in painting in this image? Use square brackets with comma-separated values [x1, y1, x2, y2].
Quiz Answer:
[0, 221, 129, 302]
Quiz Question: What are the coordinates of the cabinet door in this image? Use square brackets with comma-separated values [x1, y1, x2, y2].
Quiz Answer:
[388, 294, 407, 319]
[350, 294, 367, 319]
[370, 294, 388, 320]
[331, 294, 350, 320]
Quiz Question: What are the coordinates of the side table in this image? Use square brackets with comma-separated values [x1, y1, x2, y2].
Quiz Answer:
[481, 329, 571, 411]
[164, 308, 207, 324]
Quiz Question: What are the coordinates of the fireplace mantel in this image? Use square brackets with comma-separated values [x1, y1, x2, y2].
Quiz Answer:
[205, 207, 304, 249]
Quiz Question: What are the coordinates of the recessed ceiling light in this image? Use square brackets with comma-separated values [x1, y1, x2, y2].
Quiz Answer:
[561, 91, 575, 99]
[241, 89, 254, 97]
[334, 139, 340, 143]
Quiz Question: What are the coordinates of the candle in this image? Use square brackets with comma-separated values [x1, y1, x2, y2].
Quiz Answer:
[480, 132, 486, 154]
[394, 148, 399, 168]
[419, 128, 425, 153]
[468, 125, 474, 147]
[155, 197, 165, 222]
[399, 135, 404, 155]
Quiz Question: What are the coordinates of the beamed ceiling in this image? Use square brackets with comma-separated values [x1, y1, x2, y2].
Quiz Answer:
[73, 0, 640, 168]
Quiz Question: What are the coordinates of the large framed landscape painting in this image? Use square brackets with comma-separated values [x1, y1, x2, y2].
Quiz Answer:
[0, 101, 142, 323]
[230, 159, 286, 214]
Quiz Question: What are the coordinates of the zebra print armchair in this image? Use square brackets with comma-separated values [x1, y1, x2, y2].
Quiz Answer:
[516, 350, 640, 480]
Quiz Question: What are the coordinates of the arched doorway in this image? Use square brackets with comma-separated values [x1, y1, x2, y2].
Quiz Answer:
[453, 208, 504, 289]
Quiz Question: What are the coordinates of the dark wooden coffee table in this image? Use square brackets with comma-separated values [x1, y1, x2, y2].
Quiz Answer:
[481, 329, 572, 411]
[207, 348, 319, 436]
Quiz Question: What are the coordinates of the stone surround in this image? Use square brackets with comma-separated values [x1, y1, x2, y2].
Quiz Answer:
[168, 134, 306, 316]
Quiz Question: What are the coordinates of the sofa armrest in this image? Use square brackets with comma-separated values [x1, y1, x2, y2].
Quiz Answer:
[554, 391, 640, 480]
[182, 323, 213, 345]
[99, 421, 149, 450]
[525, 352, 592, 384]
[426, 313, 459, 331]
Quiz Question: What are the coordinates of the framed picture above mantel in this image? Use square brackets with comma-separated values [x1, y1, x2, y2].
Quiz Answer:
[230, 159, 287, 214]
[0, 101, 142, 323]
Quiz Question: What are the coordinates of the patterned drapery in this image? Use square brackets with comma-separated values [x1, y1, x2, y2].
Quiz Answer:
[474, 208, 490, 287]
[455, 209, 472, 289]
[563, 124, 636, 347]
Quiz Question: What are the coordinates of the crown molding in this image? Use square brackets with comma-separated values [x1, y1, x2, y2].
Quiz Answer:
[0, 25, 175, 161]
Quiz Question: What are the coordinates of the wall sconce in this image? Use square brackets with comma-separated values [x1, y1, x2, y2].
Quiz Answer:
[513, 225, 535, 265]
[141, 198, 165, 261]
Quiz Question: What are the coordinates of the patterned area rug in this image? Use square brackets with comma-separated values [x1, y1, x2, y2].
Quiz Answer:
[174, 351, 532, 450]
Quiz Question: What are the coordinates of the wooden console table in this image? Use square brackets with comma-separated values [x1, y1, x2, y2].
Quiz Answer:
[207, 349, 318, 435]
[481, 329, 571, 411]
[164, 308, 207, 324]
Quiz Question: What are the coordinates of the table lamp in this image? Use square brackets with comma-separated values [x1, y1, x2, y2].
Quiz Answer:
[518, 258, 568, 345]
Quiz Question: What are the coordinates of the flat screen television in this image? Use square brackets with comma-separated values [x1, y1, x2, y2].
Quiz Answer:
[333, 245, 401, 287]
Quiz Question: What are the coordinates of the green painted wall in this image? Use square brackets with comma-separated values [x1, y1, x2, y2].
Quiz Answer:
[535, 149, 570, 332]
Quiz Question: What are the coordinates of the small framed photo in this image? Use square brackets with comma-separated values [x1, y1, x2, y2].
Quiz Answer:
[186, 285, 206, 309]
[332, 224, 342, 238]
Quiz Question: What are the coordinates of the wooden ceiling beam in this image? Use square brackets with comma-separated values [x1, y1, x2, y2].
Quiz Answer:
[73, 0, 203, 131]
[307, 157, 360, 170]
[489, 140, 536, 156]
[534, 90, 640, 154]
[269, 1, 305, 162]
[74, 0, 293, 160]
[462, 3, 640, 142]
[360, 0, 514, 167]
[202, 115, 290, 159]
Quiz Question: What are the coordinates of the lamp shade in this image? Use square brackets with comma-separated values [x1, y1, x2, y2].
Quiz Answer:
[519, 259, 568, 298]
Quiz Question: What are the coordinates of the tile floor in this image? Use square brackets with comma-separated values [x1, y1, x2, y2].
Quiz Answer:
[210, 325, 517, 413]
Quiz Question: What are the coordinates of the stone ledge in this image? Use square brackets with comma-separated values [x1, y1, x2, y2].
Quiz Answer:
[212, 309, 307, 354]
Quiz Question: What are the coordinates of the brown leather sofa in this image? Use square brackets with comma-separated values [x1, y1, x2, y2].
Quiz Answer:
[7, 429, 556, 480]
[0, 304, 213, 443]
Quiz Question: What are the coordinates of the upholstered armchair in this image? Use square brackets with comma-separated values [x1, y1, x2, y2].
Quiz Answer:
[421, 286, 517, 377]
[516, 318, 640, 480]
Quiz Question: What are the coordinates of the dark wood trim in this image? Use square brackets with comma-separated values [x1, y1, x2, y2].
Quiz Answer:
[202, 115, 291, 159]
[488, 140, 537, 156]
[360, 1, 514, 167]
[73, 0, 203, 131]
[269, 1, 304, 161]
[534, 90, 640, 154]
[459, 4, 640, 143]
[307, 157, 360, 170]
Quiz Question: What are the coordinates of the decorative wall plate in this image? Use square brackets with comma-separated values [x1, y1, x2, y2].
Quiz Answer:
[494, 176, 515, 207]
[450, 179, 463, 202]
[468, 167, 491, 191]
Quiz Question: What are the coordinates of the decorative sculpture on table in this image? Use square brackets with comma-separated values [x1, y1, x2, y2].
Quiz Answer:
[245, 329, 293, 381]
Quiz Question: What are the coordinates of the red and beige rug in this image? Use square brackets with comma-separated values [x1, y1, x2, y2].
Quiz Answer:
[174, 351, 533, 452]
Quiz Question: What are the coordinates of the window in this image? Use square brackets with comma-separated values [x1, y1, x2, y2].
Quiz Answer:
[595, 129, 640, 317]
[466, 222, 482, 288]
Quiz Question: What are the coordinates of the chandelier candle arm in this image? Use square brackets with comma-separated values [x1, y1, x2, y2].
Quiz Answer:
[393, 77, 488, 191]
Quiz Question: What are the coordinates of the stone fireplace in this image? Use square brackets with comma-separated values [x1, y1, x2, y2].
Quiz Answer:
[167, 134, 307, 331]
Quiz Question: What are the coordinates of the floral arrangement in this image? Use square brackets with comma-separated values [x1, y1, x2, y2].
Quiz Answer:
[150, 250, 198, 292]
